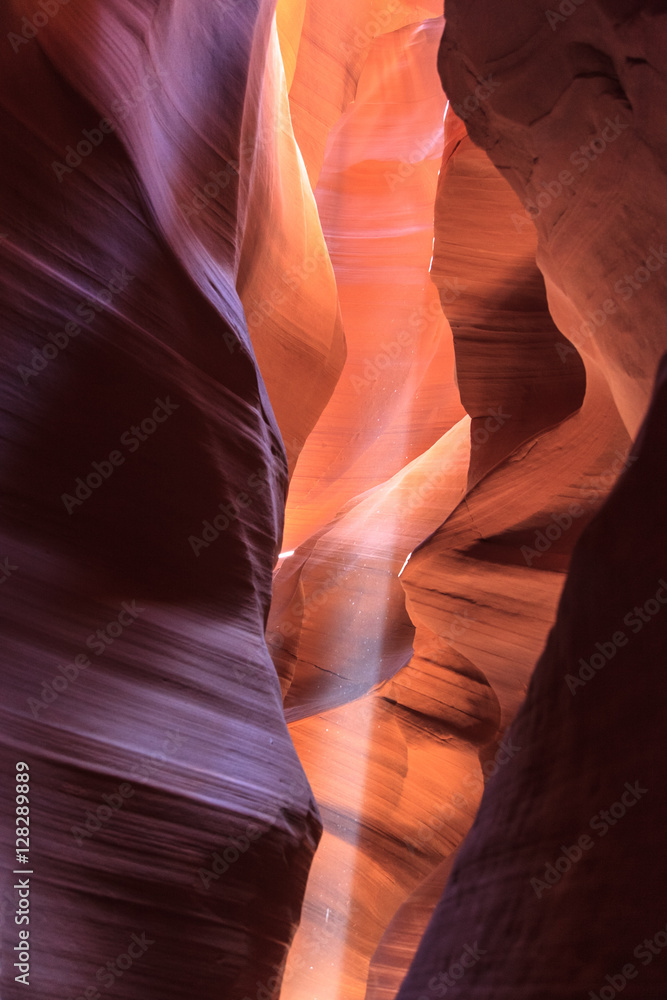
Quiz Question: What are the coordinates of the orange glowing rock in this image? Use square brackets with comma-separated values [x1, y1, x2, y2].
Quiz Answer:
[439, 0, 666, 438]
[282, 17, 464, 552]
[273, 8, 651, 998]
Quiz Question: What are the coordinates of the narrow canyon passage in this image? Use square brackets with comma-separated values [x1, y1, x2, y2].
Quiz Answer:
[0, 1, 665, 999]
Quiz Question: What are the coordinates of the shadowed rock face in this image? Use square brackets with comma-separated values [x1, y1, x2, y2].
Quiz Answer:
[395, 354, 667, 999]
[0, 1, 326, 997]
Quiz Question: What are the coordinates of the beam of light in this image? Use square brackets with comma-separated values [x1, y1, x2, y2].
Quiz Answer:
[276, 13, 448, 1000]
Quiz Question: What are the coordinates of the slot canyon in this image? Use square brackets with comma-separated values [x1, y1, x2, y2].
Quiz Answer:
[0, 0, 666, 998]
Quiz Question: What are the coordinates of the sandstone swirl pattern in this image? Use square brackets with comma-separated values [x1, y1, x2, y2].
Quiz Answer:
[0, 1, 334, 996]
[1, 1, 664, 999]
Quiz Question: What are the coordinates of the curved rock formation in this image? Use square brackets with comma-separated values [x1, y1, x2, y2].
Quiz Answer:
[391, 4, 667, 997]
[404, 103, 628, 738]
[275, 43, 636, 1000]
[281, 16, 464, 552]
[395, 354, 667, 999]
[0, 2, 330, 997]
[2, 1, 664, 998]
[438, 0, 667, 437]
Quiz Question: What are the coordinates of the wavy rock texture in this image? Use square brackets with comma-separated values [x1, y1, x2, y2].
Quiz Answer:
[396, 355, 667, 999]
[284, 0, 444, 188]
[266, 4, 658, 999]
[391, 3, 667, 998]
[439, 0, 667, 437]
[281, 16, 464, 552]
[269, 16, 471, 999]
[235, 18, 346, 475]
[0, 1, 335, 997]
[401, 105, 632, 736]
[274, 61, 636, 1000]
[1, 1, 664, 999]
